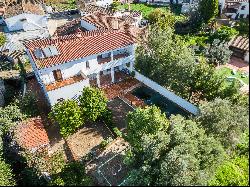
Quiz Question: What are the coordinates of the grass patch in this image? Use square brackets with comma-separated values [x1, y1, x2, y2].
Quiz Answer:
[217, 67, 249, 85]
[118, 3, 170, 19]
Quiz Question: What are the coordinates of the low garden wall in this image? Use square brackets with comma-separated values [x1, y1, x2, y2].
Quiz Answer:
[134, 71, 199, 115]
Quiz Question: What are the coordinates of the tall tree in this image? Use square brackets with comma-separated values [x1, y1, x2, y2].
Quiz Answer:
[49, 99, 84, 138]
[79, 87, 107, 122]
[198, 0, 219, 23]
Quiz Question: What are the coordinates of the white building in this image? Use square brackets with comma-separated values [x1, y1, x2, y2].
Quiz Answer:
[222, 0, 249, 19]
[5, 13, 48, 32]
[25, 30, 136, 106]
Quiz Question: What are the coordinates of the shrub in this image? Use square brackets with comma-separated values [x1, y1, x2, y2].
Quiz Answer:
[113, 127, 122, 138]
[49, 161, 93, 186]
[0, 33, 6, 47]
[0, 159, 16, 186]
[100, 137, 113, 149]
[49, 99, 84, 138]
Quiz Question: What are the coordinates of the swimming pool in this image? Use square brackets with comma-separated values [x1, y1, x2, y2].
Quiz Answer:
[131, 86, 191, 118]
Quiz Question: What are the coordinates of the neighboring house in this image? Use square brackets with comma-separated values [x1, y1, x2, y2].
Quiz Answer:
[25, 29, 136, 106]
[222, 0, 249, 19]
[77, 2, 113, 16]
[5, 13, 48, 32]
[228, 35, 249, 63]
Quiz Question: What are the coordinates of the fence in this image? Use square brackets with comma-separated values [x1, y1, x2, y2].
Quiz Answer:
[134, 71, 199, 115]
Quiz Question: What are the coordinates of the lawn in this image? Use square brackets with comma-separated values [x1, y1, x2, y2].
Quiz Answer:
[217, 67, 249, 85]
[118, 3, 182, 19]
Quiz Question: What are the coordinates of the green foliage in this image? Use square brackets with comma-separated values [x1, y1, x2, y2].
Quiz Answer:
[208, 156, 249, 186]
[113, 127, 122, 138]
[15, 91, 40, 117]
[49, 99, 84, 138]
[0, 159, 16, 186]
[0, 33, 6, 47]
[49, 161, 93, 186]
[210, 26, 239, 42]
[235, 18, 249, 36]
[124, 114, 225, 186]
[79, 87, 107, 122]
[0, 104, 26, 133]
[196, 98, 249, 148]
[110, 0, 120, 11]
[203, 39, 232, 66]
[126, 106, 169, 152]
[100, 137, 113, 149]
[135, 27, 233, 104]
[148, 8, 176, 30]
[198, 0, 219, 23]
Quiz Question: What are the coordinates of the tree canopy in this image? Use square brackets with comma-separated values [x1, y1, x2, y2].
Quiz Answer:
[79, 87, 108, 122]
[198, 0, 219, 23]
[49, 99, 84, 138]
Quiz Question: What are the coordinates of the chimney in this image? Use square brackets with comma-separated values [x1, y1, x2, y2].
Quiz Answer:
[112, 18, 119, 30]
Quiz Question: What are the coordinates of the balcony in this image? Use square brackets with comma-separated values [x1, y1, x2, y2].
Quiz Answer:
[97, 52, 130, 64]
[46, 72, 88, 91]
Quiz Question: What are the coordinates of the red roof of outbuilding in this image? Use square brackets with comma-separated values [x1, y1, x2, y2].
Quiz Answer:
[25, 29, 135, 69]
[15, 117, 49, 152]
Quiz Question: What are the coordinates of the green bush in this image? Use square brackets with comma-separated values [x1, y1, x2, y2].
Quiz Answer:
[0, 159, 16, 186]
[49, 99, 84, 138]
[49, 161, 93, 186]
[100, 137, 113, 149]
[79, 87, 108, 122]
[0, 33, 6, 47]
[113, 127, 122, 138]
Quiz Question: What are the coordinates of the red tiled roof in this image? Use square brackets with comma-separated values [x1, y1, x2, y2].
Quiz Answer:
[25, 29, 135, 69]
[15, 117, 49, 151]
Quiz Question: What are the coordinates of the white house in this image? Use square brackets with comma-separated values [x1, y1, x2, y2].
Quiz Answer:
[96, 0, 113, 8]
[222, 0, 249, 19]
[25, 29, 136, 106]
[5, 13, 48, 32]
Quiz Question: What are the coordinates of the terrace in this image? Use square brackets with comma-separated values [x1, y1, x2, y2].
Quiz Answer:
[97, 52, 130, 64]
[46, 73, 88, 91]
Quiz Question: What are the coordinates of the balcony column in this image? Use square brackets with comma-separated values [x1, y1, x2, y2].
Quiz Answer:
[111, 51, 114, 61]
[111, 67, 115, 83]
[130, 45, 135, 72]
[97, 72, 101, 87]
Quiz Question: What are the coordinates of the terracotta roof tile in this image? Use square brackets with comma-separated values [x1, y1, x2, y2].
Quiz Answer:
[25, 29, 135, 69]
[229, 35, 249, 51]
[15, 117, 49, 151]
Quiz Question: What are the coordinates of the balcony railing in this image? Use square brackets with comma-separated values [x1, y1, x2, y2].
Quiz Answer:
[97, 52, 130, 64]
[46, 73, 87, 91]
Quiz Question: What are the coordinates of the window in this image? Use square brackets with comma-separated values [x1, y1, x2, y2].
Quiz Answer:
[86, 61, 90, 69]
[53, 69, 63, 82]
[241, 5, 246, 10]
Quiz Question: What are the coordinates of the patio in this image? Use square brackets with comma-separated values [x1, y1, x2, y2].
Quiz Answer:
[225, 57, 249, 73]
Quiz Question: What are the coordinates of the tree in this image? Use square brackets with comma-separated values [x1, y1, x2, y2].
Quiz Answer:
[196, 98, 249, 149]
[148, 9, 176, 30]
[79, 87, 107, 122]
[203, 39, 232, 66]
[110, 0, 120, 11]
[0, 33, 6, 47]
[49, 99, 84, 138]
[135, 27, 230, 104]
[124, 114, 225, 186]
[0, 159, 16, 186]
[126, 106, 169, 152]
[208, 156, 249, 186]
[198, 0, 219, 23]
[49, 161, 93, 186]
[235, 18, 249, 36]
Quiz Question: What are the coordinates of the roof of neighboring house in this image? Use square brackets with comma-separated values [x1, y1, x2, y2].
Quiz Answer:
[5, 13, 47, 30]
[14, 117, 49, 152]
[25, 29, 136, 69]
[2, 0, 44, 18]
[78, 4, 113, 16]
[228, 35, 249, 51]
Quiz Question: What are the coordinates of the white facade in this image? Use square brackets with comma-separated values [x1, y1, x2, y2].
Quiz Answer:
[27, 44, 135, 106]
[96, 0, 113, 8]
[5, 13, 48, 32]
[244, 51, 249, 63]
[224, 2, 249, 19]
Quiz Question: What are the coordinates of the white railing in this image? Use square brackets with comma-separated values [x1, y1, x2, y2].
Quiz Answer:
[134, 71, 199, 115]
